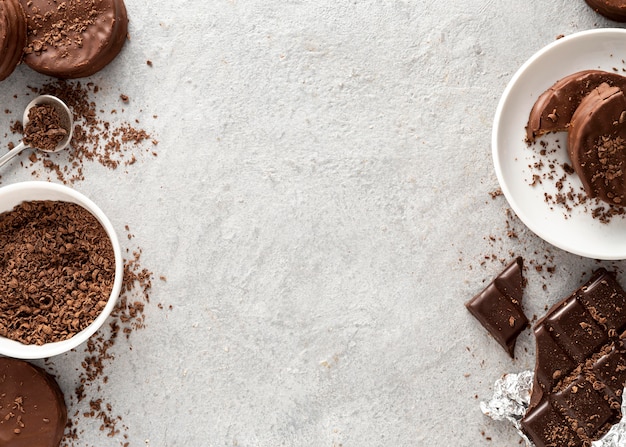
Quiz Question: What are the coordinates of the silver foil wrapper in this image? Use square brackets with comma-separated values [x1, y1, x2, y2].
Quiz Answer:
[481, 371, 626, 447]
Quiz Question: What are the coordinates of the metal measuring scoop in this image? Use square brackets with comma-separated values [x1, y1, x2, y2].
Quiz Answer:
[0, 95, 73, 168]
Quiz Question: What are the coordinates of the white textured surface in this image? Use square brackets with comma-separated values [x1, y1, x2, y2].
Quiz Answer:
[1, 1, 625, 445]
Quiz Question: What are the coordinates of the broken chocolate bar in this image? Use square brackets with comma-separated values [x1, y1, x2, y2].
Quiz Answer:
[466, 257, 527, 358]
[521, 268, 626, 447]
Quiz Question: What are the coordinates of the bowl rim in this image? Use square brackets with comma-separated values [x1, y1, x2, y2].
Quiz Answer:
[0, 181, 123, 358]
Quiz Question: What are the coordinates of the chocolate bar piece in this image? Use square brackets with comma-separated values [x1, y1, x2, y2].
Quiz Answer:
[521, 269, 626, 447]
[465, 257, 527, 358]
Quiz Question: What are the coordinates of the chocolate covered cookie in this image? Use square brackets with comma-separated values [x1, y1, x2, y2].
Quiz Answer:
[568, 83, 626, 206]
[0, 358, 67, 447]
[585, 0, 626, 22]
[0, 0, 26, 81]
[526, 70, 626, 142]
[19, 0, 128, 78]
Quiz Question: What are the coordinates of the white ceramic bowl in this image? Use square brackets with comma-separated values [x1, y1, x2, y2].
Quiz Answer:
[0, 181, 123, 358]
[493, 28, 626, 260]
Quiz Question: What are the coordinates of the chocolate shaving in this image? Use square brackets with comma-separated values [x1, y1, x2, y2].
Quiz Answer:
[23, 103, 67, 151]
[23, 0, 103, 54]
[0, 200, 114, 345]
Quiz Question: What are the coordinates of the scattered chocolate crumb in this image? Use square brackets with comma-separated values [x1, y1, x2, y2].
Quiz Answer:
[10, 120, 23, 136]
[4, 81, 157, 185]
[526, 137, 626, 223]
[58, 228, 169, 447]
[562, 162, 575, 175]
[489, 189, 503, 199]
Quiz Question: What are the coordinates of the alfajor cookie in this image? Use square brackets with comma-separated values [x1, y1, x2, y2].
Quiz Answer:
[20, 0, 128, 78]
[585, 0, 626, 22]
[526, 70, 626, 142]
[568, 83, 626, 206]
[0, 357, 67, 447]
[0, 0, 26, 81]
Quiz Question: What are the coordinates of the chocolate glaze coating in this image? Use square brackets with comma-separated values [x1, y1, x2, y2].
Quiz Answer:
[19, 0, 128, 79]
[585, 0, 626, 22]
[568, 83, 626, 206]
[526, 70, 626, 142]
[521, 269, 626, 447]
[0, 0, 27, 81]
[0, 358, 67, 447]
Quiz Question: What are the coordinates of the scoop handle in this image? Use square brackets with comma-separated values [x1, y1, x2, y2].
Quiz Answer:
[0, 142, 28, 169]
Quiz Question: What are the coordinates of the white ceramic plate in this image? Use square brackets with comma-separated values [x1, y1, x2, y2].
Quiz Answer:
[493, 28, 626, 260]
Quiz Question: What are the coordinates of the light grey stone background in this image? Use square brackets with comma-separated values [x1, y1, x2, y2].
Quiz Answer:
[1, 0, 625, 446]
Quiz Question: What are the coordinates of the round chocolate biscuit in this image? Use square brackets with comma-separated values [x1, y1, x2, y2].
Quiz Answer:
[568, 83, 626, 206]
[585, 0, 626, 21]
[0, 0, 26, 81]
[0, 358, 67, 447]
[526, 70, 626, 142]
[20, 0, 128, 79]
